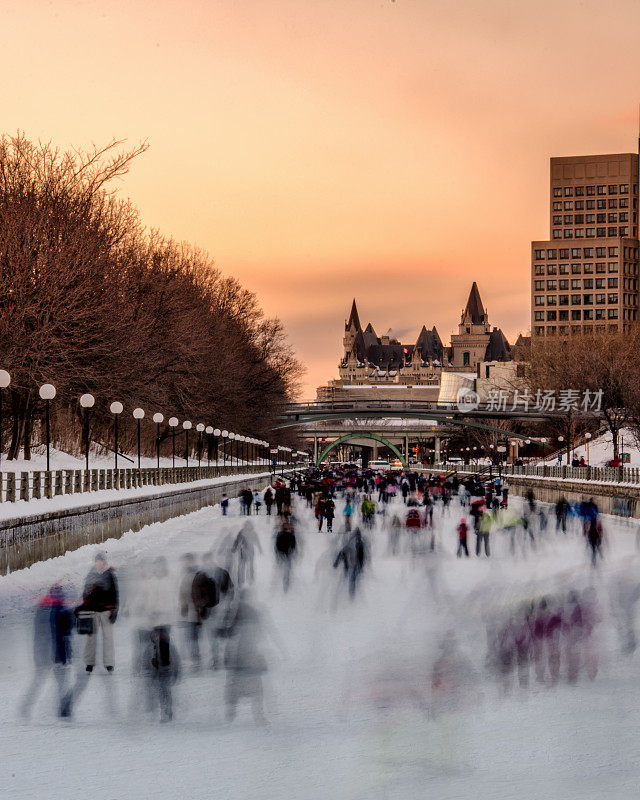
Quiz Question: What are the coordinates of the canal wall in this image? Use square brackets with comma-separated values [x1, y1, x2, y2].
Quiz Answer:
[0, 472, 284, 572]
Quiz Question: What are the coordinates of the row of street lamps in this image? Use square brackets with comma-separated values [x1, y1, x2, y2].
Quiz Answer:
[0, 371, 300, 472]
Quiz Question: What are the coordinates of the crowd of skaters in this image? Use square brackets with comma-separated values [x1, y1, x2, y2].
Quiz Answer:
[18, 462, 628, 729]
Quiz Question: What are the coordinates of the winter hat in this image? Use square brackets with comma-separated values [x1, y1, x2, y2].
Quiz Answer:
[95, 552, 107, 563]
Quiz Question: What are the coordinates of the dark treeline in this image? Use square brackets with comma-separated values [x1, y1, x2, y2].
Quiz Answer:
[0, 134, 303, 460]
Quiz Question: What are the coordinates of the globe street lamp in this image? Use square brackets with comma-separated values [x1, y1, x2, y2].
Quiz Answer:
[153, 413, 164, 468]
[205, 426, 214, 466]
[79, 393, 95, 470]
[585, 431, 592, 464]
[229, 433, 236, 467]
[0, 369, 10, 470]
[213, 428, 221, 466]
[221, 430, 229, 467]
[196, 423, 205, 466]
[133, 408, 145, 469]
[168, 417, 179, 467]
[183, 420, 192, 467]
[110, 402, 123, 469]
[39, 383, 56, 471]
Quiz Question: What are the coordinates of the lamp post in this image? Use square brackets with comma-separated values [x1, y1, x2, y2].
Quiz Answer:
[153, 413, 164, 468]
[557, 435, 565, 466]
[183, 420, 192, 467]
[79, 393, 95, 470]
[133, 408, 145, 469]
[109, 401, 123, 469]
[39, 383, 56, 471]
[196, 423, 204, 466]
[205, 426, 213, 466]
[169, 417, 179, 467]
[213, 428, 221, 466]
[221, 430, 229, 466]
[0, 370, 10, 470]
[585, 432, 592, 465]
[229, 433, 236, 467]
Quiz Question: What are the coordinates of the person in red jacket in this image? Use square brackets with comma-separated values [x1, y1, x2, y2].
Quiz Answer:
[457, 519, 469, 557]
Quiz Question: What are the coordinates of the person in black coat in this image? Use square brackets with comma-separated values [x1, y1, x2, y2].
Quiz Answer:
[79, 552, 119, 672]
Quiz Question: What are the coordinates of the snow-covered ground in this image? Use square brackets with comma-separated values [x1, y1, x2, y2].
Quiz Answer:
[1, 494, 640, 799]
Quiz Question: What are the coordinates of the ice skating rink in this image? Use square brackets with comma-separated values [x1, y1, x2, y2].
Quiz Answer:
[1, 493, 640, 800]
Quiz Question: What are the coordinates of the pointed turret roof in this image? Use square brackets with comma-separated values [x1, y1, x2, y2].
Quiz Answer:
[462, 282, 487, 324]
[363, 322, 379, 350]
[345, 299, 362, 331]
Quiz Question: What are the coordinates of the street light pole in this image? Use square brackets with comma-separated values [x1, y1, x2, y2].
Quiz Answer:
[205, 426, 213, 466]
[183, 421, 192, 467]
[169, 417, 178, 467]
[39, 383, 57, 472]
[133, 408, 145, 469]
[221, 430, 228, 466]
[80, 394, 95, 470]
[214, 428, 221, 466]
[196, 423, 205, 466]
[153, 413, 164, 468]
[0, 370, 11, 470]
[110, 402, 124, 470]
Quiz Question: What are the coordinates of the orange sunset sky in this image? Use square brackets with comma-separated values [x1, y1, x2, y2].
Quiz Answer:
[4, 0, 640, 397]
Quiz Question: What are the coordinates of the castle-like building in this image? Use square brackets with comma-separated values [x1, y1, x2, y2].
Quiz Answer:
[317, 283, 518, 401]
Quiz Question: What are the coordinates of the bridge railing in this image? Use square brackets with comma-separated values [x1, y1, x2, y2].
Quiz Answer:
[435, 462, 640, 485]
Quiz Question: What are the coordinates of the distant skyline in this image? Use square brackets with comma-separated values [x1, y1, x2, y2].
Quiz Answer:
[4, 0, 640, 396]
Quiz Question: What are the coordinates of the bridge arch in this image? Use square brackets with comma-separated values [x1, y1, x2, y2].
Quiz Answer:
[316, 433, 406, 468]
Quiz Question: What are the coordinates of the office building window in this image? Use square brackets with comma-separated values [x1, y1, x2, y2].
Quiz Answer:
[571, 294, 581, 305]
[609, 185, 618, 194]
[535, 265, 544, 275]
[564, 215, 573, 224]
[621, 184, 629, 194]
[559, 295, 569, 305]
[546, 311, 557, 321]
[583, 294, 593, 305]
[553, 188, 562, 197]
[584, 309, 594, 320]
[575, 201, 584, 210]
[608, 309, 619, 319]
[571, 248, 581, 258]
[559, 264, 569, 274]
[534, 296, 544, 306]
[559, 325, 569, 334]
[571, 279, 581, 289]
[534, 249, 545, 259]
[597, 185, 606, 195]
[609, 199, 618, 209]
[547, 326, 556, 335]
[583, 263, 593, 273]
[559, 280, 569, 290]
[571, 264, 581, 274]
[608, 277, 618, 288]
[559, 310, 569, 321]
[597, 213, 606, 223]
[553, 201, 562, 210]
[597, 228, 606, 237]
[547, 264, 557, 274]
[463, 352, 470, 366]
[553, 216, 562, 225]
[565, 187, 573, 196]
[586, 186, 595, 196]
[575, 187, 584, 196]
[595, 278, 605, 289]
[584, 279, 593, 289]
[596, 294, 605, 304]
[609, 247, 619, 256]
[608, 294, 618, 304]
[546, 249, 557, 258]
[534, 326, 544, 335]
[553, 230, 562, 239]
[595, 309, 605, 319]
[608, 227, 618, 236]
[571, 310, 581, 320]
[586, 199, 595, 209]
[608, 262, 618, 272]
[547, 280, 557, 290]
[547, 295, 557, 305]
[534, 280, 544, 290]
[608, 213, 618, 222]
[596, 263, 605, 273]
[575, 229, 584, 238]
[534, 311, 544, 321]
